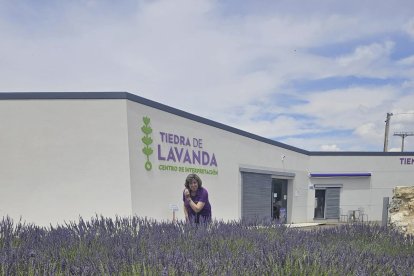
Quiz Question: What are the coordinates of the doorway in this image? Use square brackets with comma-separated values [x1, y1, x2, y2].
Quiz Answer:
[272, 179, 288, 223]
[314, 189, 325, 219]
[314, 188, 341, 219]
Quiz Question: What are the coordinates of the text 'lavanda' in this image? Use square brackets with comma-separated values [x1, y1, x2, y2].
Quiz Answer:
[157, 145, 218, 167]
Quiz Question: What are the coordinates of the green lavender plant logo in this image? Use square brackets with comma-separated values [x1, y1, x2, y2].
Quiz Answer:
[141, 116, 153, 171]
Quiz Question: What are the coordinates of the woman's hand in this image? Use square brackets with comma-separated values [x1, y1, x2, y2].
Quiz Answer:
[184, 188, 190, 198]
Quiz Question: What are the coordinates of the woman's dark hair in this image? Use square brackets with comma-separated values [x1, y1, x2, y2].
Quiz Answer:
[184, 173, 202, 189]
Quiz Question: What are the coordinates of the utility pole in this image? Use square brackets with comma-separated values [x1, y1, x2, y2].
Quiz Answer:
[393, 132, 414, 152]
[383, 113, 393, 152]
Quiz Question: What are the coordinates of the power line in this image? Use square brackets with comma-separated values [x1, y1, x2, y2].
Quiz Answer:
[392, 112, 414, 115]
[393, 132, 414, 152]
[383, 112, 414, 152]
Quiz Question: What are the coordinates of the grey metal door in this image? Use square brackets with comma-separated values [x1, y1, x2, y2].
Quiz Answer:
[325, 188, 340, 219]
[241, 172, 272, 220]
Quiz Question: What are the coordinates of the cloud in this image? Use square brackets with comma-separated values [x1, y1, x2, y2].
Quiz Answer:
[1, 0, 414, 152]
[290, 86, 397, 128]
[402, 80, 414, 88]
[231, 114, 315, 139]
[398, 55, 414, 66]
[320, 144, 341, 151]
[281, 134, 360, 152]
[354, 123, 384, 146]
[338, 41, 394, 66]
[404, 18, 414, 39]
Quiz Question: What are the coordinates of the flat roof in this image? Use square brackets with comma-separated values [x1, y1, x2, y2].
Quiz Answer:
[1, 92, 413, 157]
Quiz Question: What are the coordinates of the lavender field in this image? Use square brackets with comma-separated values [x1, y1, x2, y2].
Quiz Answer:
[1, 216, 413, 275]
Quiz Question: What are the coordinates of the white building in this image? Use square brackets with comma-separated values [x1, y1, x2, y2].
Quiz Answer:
[1, 92, 413, 226]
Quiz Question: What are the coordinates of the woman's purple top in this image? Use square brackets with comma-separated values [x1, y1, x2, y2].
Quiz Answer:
[183, 187, 212, 223]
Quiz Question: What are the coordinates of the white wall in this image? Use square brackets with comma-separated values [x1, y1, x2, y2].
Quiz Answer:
[0, 99, 132, 226]
[126, 100, 311, 222]
[2, 95, 412, 225]
[309, 155, 414, 221]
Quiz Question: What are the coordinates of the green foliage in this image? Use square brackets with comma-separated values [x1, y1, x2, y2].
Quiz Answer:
[142, 147, 153, 156]
[141, 136, 153, 146]
[143, 116, 150, 126]
[141, 126, 152, 135]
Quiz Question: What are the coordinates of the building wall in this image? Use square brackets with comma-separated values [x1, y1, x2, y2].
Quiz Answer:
[126, 100, 311, 222]
[1, 93, 413, 225]
[0, 99, 132, 226]
[309, 155, 414, 221]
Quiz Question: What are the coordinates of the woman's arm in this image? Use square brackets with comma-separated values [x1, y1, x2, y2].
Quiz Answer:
[188, 188, 208, 213]
[187, 198, 205, 213]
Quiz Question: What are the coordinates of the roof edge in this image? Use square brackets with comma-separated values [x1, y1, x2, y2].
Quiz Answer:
[0, 91, 128, 100]
[309, 151, 414, 156]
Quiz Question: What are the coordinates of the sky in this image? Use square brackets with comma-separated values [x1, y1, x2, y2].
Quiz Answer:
[1, 0, 414, 152]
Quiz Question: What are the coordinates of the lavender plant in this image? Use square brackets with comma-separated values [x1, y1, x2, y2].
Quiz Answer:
[0, 216, 413, 275]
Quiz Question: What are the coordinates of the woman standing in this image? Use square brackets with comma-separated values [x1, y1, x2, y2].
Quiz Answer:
[183, 173, 212, 223]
